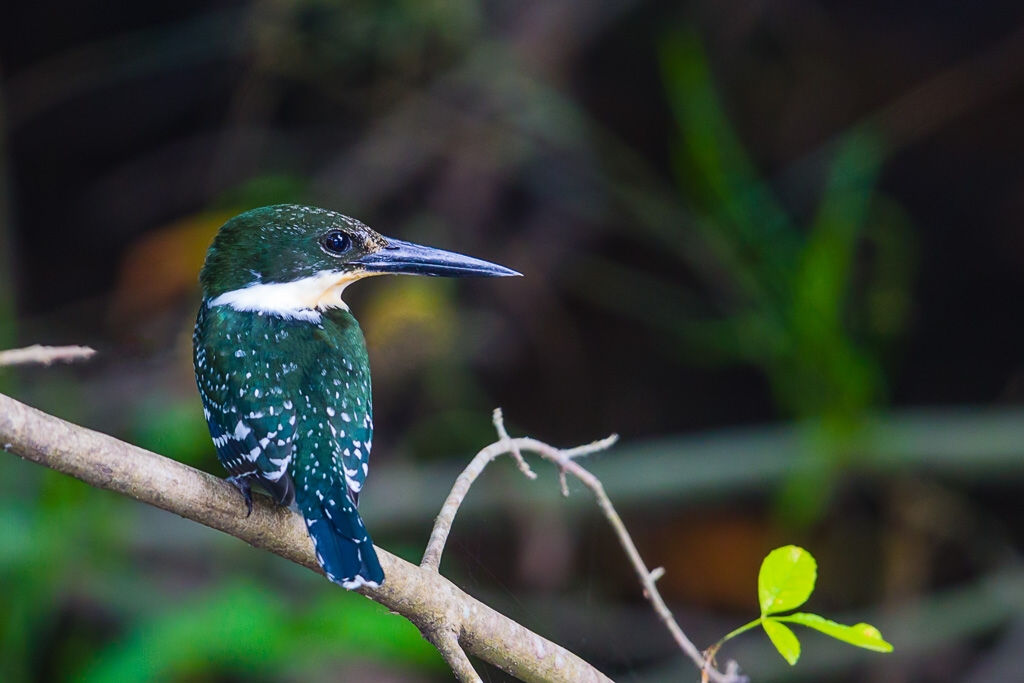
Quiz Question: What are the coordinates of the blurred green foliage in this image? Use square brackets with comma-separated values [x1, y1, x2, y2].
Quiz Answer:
[658, 33, 914, 424]
[77, 582, 439, 683]
[132, 398, 212, 468]
[579, 33, 917, 521]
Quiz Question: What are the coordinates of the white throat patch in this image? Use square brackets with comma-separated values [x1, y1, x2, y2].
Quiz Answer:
[209, 270, 375, 322]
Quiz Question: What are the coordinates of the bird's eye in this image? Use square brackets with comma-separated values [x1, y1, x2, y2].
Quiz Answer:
[320, 230, 351, 255]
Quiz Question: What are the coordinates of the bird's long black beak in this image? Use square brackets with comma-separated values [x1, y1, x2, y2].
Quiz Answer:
[355, 238, 521, 277]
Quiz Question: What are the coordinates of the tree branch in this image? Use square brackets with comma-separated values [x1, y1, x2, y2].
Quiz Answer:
[423, 627, 483, 683]
[0, 344, 96, 366]
[422, 409, 747, 683]
[0, 391, 612, 683]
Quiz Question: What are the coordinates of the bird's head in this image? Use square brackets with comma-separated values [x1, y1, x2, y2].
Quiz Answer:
[200, 205, 519, 320]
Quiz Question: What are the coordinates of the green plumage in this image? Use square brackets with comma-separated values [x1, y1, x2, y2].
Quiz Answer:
[194, 300, 382, 586]
[193, 204, 518, 589]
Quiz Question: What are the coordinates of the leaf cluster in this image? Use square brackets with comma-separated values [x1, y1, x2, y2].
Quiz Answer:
[720, 545, 893, 666]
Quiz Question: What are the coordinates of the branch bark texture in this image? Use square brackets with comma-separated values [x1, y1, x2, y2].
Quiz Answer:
[0, 391, 612, 683]
[0, 344, 96, 366]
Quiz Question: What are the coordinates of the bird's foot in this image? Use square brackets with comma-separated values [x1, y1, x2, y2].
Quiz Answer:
[227, 475, 254, 517]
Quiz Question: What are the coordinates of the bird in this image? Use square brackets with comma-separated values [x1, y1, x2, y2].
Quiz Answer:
[193, 205, 519, 589]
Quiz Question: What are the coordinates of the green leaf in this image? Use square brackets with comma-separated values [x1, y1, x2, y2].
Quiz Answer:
[782, 612, 893, 652]
[758, 545, 817, 615]
[762, 618, 801, 665]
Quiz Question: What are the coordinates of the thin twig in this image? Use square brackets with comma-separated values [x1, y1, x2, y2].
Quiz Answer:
[422, 408, 747, 683]
[0, 392, 611, 683]
[423, 628, 482, 683]
[493, 407, 536, 479]
[0, 344, 96, 367]
[420, 409, 613, 572]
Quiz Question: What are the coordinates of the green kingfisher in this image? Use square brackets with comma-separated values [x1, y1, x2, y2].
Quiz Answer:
[193, 205, 518, 588]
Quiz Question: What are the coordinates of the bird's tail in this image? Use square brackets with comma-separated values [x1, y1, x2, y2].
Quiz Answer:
[295, 476, 383, 589]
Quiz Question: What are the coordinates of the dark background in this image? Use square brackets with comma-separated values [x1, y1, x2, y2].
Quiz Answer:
[2, 1, 1024, 681]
